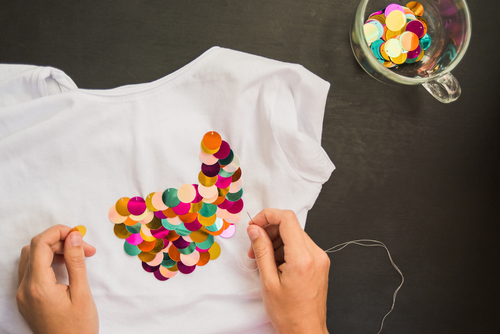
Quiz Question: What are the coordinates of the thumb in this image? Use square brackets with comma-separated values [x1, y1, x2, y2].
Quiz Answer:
[247, 225, 278, 285]
[64, 231, 91, 299]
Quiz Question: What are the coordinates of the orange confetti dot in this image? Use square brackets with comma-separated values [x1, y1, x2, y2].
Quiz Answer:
[123, 217, 137, 226]
[212, 195, 226, 206]
[179, 212, 197, 223]
[197, 251, 210, 266]
[407, 1, 424, 16]
[168, 245, 181, 262]
[207, 227, 225, 236]
[138, 240, 156, 252]
[202, 131, 222, 150]
[163, 207, 177, 218]
[200, 141, 219, 155]
[400, 31, 419, 51]
[166, 230, 180, 242]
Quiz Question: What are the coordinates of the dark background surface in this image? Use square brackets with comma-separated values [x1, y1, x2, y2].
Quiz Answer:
[1, 0, 499, 333]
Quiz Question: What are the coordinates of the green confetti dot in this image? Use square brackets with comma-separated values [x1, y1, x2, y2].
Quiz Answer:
[162, 219, 180, 230]
[199, 203, 217, 217]
[226, 188, 243, 202]
[196, 234, 214, 250]
[218, 150, 234, 166]
[218, 169, 235, 178]
[161, 253, 177, 268]
[175, 224, 191, 236]
[177, 243, 197, 255]
[420, 33, 431, 50]
[125, 222, 142, 234]
[162, 188, 180, 207]
[124, 241, 141, 256]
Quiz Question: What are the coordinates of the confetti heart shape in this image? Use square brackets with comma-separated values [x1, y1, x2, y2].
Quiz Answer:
[108, 131, 243, 281]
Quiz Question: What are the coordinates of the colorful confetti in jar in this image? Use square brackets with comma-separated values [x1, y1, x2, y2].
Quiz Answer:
[363, 2, 431, 68]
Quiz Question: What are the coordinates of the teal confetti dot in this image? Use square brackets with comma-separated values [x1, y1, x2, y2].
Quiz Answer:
[162, 219, 180, 230]
[218, 169, 235, 177]
[162, 188, 180, 207]
[218, 150, 234, 166]
[161, 253, 177, 268]
[177, 243, 196, 255]
[199, 203, 217, 217]
[125, 222, 142, 234]
[370, 39, 384, 60]
[226, 188, 243, 202]
[124, 241, 141, 256]
[196, 234, 214, 250]
[175, 224, 191, 236]
[420, 33, 431, 50]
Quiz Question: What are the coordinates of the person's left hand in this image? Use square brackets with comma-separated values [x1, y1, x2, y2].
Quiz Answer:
[16, 225, 99, 334]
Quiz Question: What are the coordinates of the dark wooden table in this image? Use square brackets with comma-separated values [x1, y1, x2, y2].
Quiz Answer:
[1, 1, 498, 333]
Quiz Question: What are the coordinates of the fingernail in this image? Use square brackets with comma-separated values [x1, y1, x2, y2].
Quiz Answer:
[248, 227, 259, 241]
[69, 232, 82, 246]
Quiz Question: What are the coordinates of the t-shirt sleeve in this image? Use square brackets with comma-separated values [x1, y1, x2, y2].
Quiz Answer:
[0, 64, 77, 108]
[271, 64, 335, 186]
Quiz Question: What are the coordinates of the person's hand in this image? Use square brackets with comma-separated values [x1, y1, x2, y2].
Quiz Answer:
[16, 225, 98, 334]
[247, 209, 330, 334]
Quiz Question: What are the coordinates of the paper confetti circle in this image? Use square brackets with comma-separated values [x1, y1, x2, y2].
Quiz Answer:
[109, 131, 242, 281]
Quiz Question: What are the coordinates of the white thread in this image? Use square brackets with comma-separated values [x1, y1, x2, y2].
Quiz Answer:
[244, 212, 401, 332]
[325, 239, 404, 334]
[241, 211, 259, 272]
[238, 254, 258, 272]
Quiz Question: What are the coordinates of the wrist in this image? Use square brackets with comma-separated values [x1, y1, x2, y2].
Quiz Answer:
[277, 322, 328, 334]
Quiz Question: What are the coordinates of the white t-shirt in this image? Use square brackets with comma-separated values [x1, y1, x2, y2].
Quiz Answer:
[0, 47, 334, 333]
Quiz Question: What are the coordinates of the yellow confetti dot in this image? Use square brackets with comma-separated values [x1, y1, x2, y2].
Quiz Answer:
[208, 242, 221, 260]
[386, 10, 406, 32]
[70, 225, 86, 237]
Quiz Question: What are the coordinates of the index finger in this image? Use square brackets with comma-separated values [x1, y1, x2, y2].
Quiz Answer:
[28, 224, 73, 284]
[18, 246, 30, 287]
[251, 209, 307, 259]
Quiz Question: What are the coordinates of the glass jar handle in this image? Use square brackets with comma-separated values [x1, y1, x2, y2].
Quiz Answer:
[422, 72, 461, 103]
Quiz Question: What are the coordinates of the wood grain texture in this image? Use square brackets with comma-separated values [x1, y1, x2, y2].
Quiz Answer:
[1, 0, 499, 333]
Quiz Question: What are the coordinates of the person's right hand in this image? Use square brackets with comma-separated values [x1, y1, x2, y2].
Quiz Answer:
[16, 225, 98, 334]
[247, 209, 330, 334]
